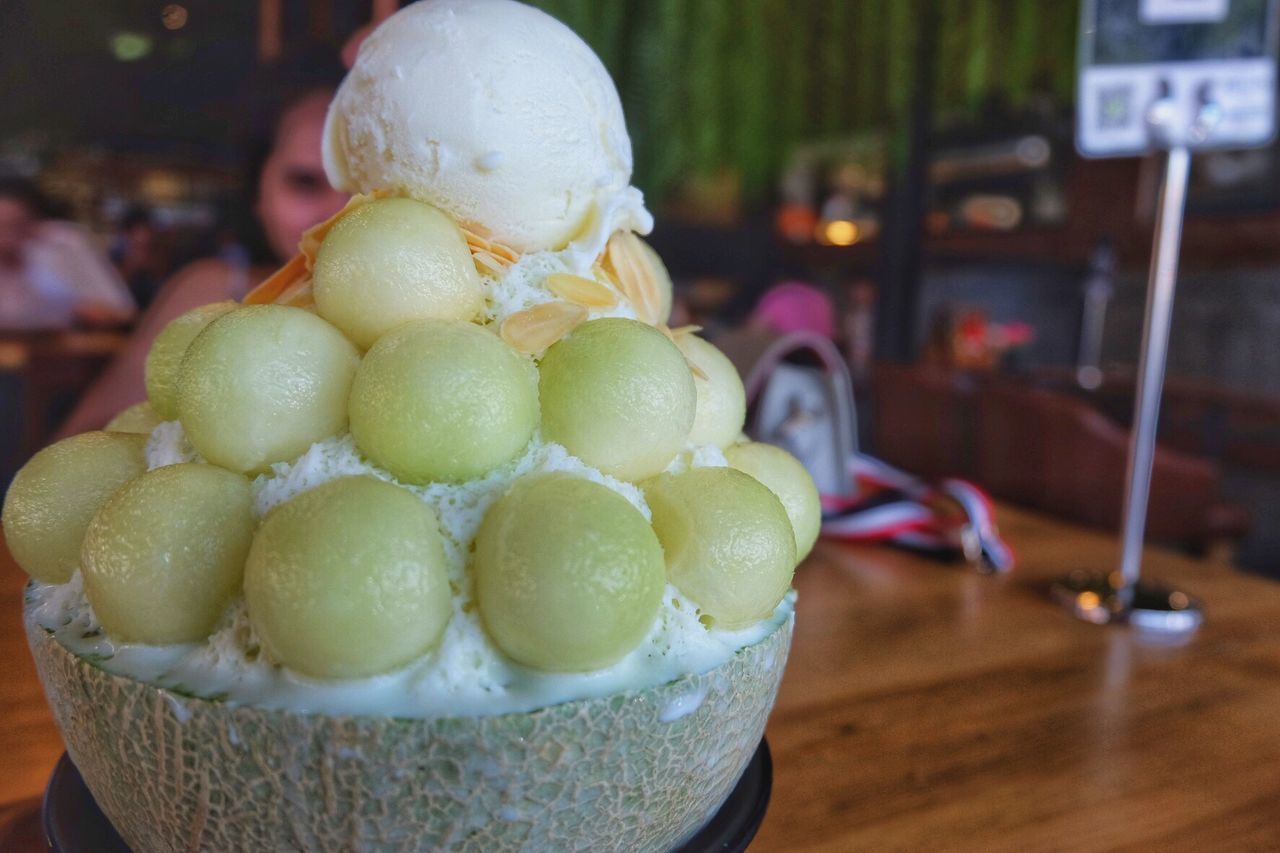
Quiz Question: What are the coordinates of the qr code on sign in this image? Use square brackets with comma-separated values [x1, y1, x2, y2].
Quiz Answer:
[1097, 84, 1133, 129]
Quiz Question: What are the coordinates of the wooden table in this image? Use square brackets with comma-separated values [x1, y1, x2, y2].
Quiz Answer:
[2, 506, 1279, 850]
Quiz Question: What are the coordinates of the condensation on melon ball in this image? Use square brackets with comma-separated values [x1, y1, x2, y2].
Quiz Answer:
[313, 197, 483, 348]
[104, 401, 161, 435]
[177, 305, 360, 474]
[144, 301, 237, 419]
[538, 318, 695, 481]
[244, 476, 452, 679]
[81, 463, 255, 644]
[644, 467, 796, 630]
[349, 319, 538, 484]
[725, 442, 823, 561]
[473, 474, 665, 672]
[2, 432, 147, 585]
[674, 333, 746, 449]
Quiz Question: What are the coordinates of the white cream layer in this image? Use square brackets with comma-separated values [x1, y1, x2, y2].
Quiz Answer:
[30, 574, 792, 719]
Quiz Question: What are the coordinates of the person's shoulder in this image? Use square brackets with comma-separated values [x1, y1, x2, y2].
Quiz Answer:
[149, 257, 246, 318]
[35, 219, 94, 245]
[30, 220, 105, 261]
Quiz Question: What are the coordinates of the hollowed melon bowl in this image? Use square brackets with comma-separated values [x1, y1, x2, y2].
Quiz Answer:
[26, 600, 792, 852]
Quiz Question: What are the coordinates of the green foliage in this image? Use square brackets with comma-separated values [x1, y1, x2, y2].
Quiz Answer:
[527, 0, 1081, 206]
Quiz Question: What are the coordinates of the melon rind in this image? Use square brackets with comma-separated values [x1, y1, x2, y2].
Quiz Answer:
[25, 597, 791, 852]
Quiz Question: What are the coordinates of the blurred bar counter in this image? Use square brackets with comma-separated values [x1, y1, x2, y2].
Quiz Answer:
[3, 506, 1280, 849]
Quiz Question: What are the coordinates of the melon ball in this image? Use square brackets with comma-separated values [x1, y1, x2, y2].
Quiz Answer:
[644, 468, 796, 629]
[474, 475, 665, 671]
[725, 442, 823, 561]
[244, 476, 451, 679]
[144, 301, 237, 419]
[348, 319, 538, 484]
[2, 432, 147, 584]
[81, 463, 255, 644]
[104, 401, 161, 435]
[538, 318, 695, 481]
[177, 305, 360, 474]
[674, 334, 746, 449]
[313, 197, 483, 348]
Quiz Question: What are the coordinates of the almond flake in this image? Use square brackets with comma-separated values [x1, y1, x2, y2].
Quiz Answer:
[473, 250, 510, 277]
[500, 302, 588, 354]
[275, 275, 315, 308]
[462, 227, 519, 264]
[545, 273, 618, 308]
[243, 253, 308, 305]
[604, 232, 666, 325]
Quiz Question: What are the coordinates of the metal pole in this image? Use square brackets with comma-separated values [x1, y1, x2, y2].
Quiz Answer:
[1117, 146, 1191, 592]
[1050, 141, 1204, 633]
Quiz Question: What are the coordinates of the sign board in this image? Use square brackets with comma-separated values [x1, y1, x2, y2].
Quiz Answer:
[1077, 0, 1279, 156]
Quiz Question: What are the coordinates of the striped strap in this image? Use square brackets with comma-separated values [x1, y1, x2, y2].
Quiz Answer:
[820, 454, 1016, 573]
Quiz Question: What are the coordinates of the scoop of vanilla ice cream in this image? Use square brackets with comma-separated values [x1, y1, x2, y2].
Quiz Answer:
[323, 0, 653, 253]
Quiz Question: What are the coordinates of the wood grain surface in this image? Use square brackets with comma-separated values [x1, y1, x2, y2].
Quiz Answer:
[2, 506, 1278, 851]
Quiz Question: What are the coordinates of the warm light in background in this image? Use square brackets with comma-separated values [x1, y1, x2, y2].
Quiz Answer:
[139, 170, 185, 202]
[821, 219, 860, 246]
[1077, 591, 1101, 610]
[161, 4, 190, 31]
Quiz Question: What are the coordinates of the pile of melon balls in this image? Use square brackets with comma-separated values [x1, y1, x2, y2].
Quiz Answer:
[3, 196, 820, 681]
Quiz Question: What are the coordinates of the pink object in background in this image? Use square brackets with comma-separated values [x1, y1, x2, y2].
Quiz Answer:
[751, 281, 836, 339]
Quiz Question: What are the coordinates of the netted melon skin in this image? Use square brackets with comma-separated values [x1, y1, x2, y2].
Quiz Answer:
[26, 603, 791, 852]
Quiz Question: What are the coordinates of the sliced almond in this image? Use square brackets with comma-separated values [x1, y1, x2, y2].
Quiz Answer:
[545, 273, 619, 308]
[500, 302, 588, 355]
[591, 261, 616, 285]
[462, 227, 519, 264]
[243, 252, 308, 305]
[472, 250, 510, 277]
[604, 232, 664, 325]
[658, 324, 708, 379]
[275, 275, 315, 309]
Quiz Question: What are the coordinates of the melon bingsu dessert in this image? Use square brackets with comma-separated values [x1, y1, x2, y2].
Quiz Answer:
[5, 1, 821, 850]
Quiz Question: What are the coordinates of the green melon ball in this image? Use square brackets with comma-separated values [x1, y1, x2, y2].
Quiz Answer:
[725, 442, 823, 560]
[538, 318, 695, 481]
[675, 334, 746, 449]
[644, 468, 796, 629]
[2, 432, 147, 584]
[313, 197, 483, 348]
[144, 301, 237, 419]
[177, 305, 360, 474]
[81, 463, 255, 644]
[349, 319, 538, 484]
[104, 401, 162, 435]
[474, 475, 665, 672]
[244, 476, 451, 679]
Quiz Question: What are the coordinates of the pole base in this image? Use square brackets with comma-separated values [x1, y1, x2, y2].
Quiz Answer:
[1051, 570, 1203, 636]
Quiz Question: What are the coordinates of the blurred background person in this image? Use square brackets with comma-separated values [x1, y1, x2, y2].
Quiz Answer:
[0, 178, 135, 332]
[59, 63, 347, 435]
[109, 206, 171, 311]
